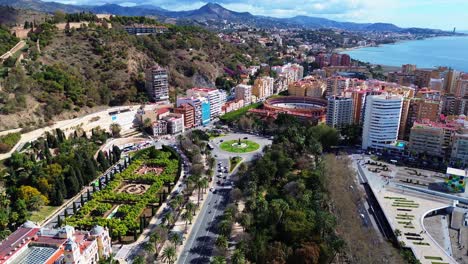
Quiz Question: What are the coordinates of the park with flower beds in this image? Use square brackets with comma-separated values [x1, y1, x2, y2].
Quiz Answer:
[65, 147, 180, 242]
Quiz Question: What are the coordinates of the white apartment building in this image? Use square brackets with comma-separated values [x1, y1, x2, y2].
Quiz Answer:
[187, 88, 222, 119]
[235, 84, 252, 106]
[326, 96, 353, 129]
[362, 94, 403, 150]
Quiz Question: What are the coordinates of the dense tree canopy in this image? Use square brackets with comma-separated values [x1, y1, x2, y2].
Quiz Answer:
[235, 119, 344, 263]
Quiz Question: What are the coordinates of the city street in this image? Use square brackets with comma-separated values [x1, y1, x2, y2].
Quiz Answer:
[177, 132, 272, 263]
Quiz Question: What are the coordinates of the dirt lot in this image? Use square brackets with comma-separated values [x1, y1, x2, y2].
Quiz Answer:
[324, 155, 404, 264]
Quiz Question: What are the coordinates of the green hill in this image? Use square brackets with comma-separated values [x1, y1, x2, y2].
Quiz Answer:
[0, 11, 271, 130]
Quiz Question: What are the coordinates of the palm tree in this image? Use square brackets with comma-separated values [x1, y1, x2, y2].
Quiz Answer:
[142, 241, 155, 255]
[215, 235, 228, 252]
[169, 232, 183, 248]
[150, 232, 162, 255]
[200, 177, 209, 194]
[161, 245, 177, 264]
[186, 175, 199, 196]
[211, 256, 226, 264]
[218, 219, 232, 236]
[163, 211, 175, 227]
[195, 177, 204, 205]
[174, 194, 184, 208]
[232, 249, 246, 264]
[169, 199, 178, 210]
[185, 201, 196, 216]
[182, 211, 193, 230]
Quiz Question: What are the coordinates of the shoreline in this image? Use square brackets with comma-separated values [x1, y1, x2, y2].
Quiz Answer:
[335, 34, 468, 72]
[335, 34, 468, 54]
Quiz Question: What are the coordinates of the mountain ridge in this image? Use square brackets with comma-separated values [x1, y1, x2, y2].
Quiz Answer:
[0, 0, 447, 33]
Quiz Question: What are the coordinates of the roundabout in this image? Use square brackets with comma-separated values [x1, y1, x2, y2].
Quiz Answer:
[220, 139, 260, 153]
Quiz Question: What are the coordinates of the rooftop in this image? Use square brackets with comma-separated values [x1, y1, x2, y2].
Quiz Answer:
[447, 167, 468, 177]
[0, 227, 39, 262]
[189, 87, 217, 93]
[10, 246, 59, 264]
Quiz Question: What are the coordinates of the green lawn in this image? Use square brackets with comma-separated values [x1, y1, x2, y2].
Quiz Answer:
[219, 102, 262, 122]
[29, 205, 60, 223]
[220, 140, 260, 153]
[229, 156, 242, 172]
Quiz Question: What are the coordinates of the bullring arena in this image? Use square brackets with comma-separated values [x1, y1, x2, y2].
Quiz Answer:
[249, 96, 327, 121]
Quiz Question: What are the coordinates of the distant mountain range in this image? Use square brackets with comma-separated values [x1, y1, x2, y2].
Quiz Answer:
[0, 0, 449, 33]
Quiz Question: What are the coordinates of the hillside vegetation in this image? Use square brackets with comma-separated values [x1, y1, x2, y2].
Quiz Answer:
[0, 11, 271, 130]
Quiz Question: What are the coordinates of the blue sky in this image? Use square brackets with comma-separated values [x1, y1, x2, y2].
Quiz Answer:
[44, 0, 468, 30]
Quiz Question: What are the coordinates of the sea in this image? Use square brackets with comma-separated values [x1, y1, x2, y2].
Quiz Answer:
[341, 35, 468, 72]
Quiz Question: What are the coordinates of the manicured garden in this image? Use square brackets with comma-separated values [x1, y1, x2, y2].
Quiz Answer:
[220, 139, 260, 153]
[65, 147, 180, 242]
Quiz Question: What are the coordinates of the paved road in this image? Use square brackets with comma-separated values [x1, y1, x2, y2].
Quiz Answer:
[0, 103, 172, 161]
[210, 133, 272, 162]
[178, 132, 272, 264]
[178, 158, 231, 264]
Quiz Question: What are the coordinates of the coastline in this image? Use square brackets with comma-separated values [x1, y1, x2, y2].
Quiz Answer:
[335, 34, 467, 54]
[335, 34, 468, 72]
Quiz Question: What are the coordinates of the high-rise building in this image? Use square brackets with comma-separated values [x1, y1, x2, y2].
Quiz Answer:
[341, 54, 351, 67]
[455, 74, 468, 97]
[441, 95, 468, 116]
[288, 76, 326, 97]
[399, 98, 441, 140]
[145, 64, 169, 101]
[177, 96, 210, 126]
[326, 76, 349, 97]
[414, 69, 433, 88]
[451, 132, 468, 167]
[408, 119, 459, 158]
[253, 76, 274, 99]
[402, 64, 417, 74]
[387, 72, 416, 87]
[235, 84, 252, 106]
[187, 88, 223, 119]
[429, 78, 445, 91]
[326, 96, 353, 129]
[362, 94, 403, 150]
[444, 69, 461, 94]
[330, 53, 341, 66]
[174, 103, 195, 129]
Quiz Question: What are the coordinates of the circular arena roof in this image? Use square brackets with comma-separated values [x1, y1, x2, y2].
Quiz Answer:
[263, 96, 327, 120]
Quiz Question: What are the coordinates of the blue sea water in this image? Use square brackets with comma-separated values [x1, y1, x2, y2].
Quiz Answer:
[342, 36, 468, 72]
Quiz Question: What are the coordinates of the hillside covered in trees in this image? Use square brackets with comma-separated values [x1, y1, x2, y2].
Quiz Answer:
[0, 10, 273, 130]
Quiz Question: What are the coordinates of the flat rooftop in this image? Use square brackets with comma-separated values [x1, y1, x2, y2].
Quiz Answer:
[10, 246, 59, 264]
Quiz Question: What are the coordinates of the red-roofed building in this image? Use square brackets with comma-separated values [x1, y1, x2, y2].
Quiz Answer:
[0, 222, 111, 264]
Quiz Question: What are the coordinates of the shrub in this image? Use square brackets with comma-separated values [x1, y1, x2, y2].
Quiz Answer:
[0, 132, 21, 153]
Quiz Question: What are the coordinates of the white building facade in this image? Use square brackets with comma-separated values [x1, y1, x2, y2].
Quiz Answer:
[326, 96, 353, 129]
[362, 94, 403, 150]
